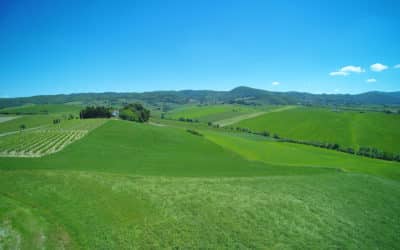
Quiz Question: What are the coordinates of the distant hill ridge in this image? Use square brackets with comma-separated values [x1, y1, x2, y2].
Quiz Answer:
[1, 86, 400, 108]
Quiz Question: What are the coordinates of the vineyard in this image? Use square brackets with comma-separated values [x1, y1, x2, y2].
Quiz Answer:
[0, 119, 107, 157]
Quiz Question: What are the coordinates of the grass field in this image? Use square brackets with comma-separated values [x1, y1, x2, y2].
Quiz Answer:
[0, 104, 82, 115]
[204, 130, 400, 180]
[234, 106, 400, 153]
[0, 107, 399, 248]
[165, 104, 262, 123]
[0, 120, 330, 176]
[1, 170, 399, 249]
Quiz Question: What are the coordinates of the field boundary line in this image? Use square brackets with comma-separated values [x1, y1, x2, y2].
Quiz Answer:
[0, 125, 50, 137]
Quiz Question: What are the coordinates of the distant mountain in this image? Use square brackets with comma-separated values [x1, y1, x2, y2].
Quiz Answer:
[1, 86, 400, 109]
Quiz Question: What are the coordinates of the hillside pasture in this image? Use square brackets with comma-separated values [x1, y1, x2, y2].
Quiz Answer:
[0, 118, 399, 248]
[0, 120, 333, 176]
[234, 107, 400, 154]
[0, 169, 399, 249]
[204, 130, 400, 181]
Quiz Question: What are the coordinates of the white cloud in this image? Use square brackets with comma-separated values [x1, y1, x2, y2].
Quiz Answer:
[271, 81, 280, 86]
[366, 78, 377, 83]
[329, 65, 364, 76]
[394, 64, 400, 69]
[340, 65, 364, 73]
[370, 63, 388, 72]
[329, 71, 349, 76]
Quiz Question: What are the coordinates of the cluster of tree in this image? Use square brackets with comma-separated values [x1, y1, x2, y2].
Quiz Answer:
[178, 117, 199, 123]
[186, 129, 203, 136]
[80, 106, 111, 119]
[207, 122, 220, 128]
[67, 114, 76, 120]
[53, 119, 61, 124]
[119, 103, 150, 122]
[382, 109, 400, 115]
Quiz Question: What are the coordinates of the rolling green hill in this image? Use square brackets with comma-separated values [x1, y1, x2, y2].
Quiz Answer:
[234, 106, 400, 154]
[0, 120, 329, 176]
[2, 86, 400, 108]
[0, 119, 400, 248]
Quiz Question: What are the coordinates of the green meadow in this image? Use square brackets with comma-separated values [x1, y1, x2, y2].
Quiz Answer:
[234, 106, 400, 153]
[0, 104, 399, 249]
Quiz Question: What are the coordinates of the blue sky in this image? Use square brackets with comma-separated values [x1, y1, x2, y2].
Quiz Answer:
[0, 0, 399, 97]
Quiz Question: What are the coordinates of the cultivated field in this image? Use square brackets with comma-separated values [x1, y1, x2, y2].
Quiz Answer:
[0, 119, 106, 157]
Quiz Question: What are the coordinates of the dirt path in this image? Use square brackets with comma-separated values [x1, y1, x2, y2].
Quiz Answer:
[215, 106, 297, 127]
[148, 122, 166, 127]
[0, 116, 19, 123]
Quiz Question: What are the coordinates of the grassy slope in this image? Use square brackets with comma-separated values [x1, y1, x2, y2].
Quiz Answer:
[0, 104, 82, 115]
[0, 120, 331, 177]
[166, 104, 260, 122]
[204, 131, 400, 181]
[0, 170, 399, 249]
[235, 106, 400, 153]
[0, 119, 400, 248]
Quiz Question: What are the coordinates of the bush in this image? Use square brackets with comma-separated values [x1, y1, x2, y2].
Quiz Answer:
[119, 103, 150, 122]
[186, 129, 203, 136]
[261, 130, 270, 137]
